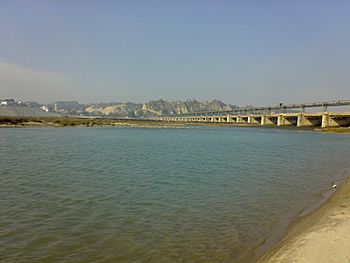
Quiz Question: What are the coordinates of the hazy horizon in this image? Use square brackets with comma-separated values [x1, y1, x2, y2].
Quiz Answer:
[1, 1, 350, 105]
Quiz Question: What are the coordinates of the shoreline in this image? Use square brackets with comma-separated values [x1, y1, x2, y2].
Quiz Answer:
[251, 179, 338, 262]
[257, 174, 350, 263]
[1, 116, 349, 134]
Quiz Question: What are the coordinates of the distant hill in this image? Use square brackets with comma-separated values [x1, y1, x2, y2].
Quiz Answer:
[0, 99, 240, 118]
[142, 99, 238, 116]
[85, 102, 143, 118]
[83, 99, 239, 118]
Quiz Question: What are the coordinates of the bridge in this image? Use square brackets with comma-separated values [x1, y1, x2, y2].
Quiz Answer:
[158, 99, 350, 128]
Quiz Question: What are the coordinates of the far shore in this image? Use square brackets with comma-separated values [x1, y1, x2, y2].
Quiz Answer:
[0, 116, 250, 129]
[1, 116, 350, 134]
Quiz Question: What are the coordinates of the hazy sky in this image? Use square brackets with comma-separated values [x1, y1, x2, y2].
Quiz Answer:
[1, 1, 350, 105]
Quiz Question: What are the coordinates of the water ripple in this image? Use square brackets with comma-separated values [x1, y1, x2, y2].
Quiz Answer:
[1, 127, 350, 262]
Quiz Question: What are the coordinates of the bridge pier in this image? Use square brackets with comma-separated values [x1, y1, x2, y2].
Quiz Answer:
[321, 114, 332, 128]
[236, 116, 243, 123]
[322, 113, 350, 128]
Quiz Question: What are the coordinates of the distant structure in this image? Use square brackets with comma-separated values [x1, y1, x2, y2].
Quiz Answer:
[40, 105, 49, 112]
[159, 100, 350, 128]
[0, 99, 16, 106]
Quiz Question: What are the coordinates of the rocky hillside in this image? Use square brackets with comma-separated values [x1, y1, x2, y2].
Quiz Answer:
[85, 102, 143, 118]
[0, 99, 239, 118]
[83, 99, 238, 118]
[142, 99, 237, 116]
[1, 99, 239, 118]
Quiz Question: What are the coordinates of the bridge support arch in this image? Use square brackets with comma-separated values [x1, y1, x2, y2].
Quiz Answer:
[297, 115, 322, 127]
[261, 115, 278, 126]
[248, 115, 260, 124]
[277, 115, 298, 126]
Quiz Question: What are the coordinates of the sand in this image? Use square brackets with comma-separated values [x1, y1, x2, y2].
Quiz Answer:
[258, 176, 350, 263]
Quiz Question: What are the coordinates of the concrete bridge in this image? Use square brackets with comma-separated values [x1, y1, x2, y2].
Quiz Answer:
[158, 100, 350, 128]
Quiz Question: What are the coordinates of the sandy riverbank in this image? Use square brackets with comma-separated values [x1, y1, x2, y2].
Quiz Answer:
[2, 116, 350, 133]
[1, 116, 256, 129]
[258, 175, 350, 263]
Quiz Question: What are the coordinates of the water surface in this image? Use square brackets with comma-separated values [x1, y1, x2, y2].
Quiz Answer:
[1, 127, 350, 262]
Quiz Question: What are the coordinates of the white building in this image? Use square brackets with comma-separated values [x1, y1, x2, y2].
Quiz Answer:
[0, 99, 16, 106]
[40, 105, 49, 112]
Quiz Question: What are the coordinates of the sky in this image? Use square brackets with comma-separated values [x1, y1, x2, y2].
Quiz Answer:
[0, 1, 350, 106]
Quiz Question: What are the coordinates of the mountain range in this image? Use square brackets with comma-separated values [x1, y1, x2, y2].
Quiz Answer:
[0, 99, 240, 118]
[51, 99, 239, 118]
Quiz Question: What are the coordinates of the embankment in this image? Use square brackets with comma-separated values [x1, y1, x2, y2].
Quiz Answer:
[257, 176, 350, 263]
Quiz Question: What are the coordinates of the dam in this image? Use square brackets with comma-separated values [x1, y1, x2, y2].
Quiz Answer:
[158, 100, 350, 128]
